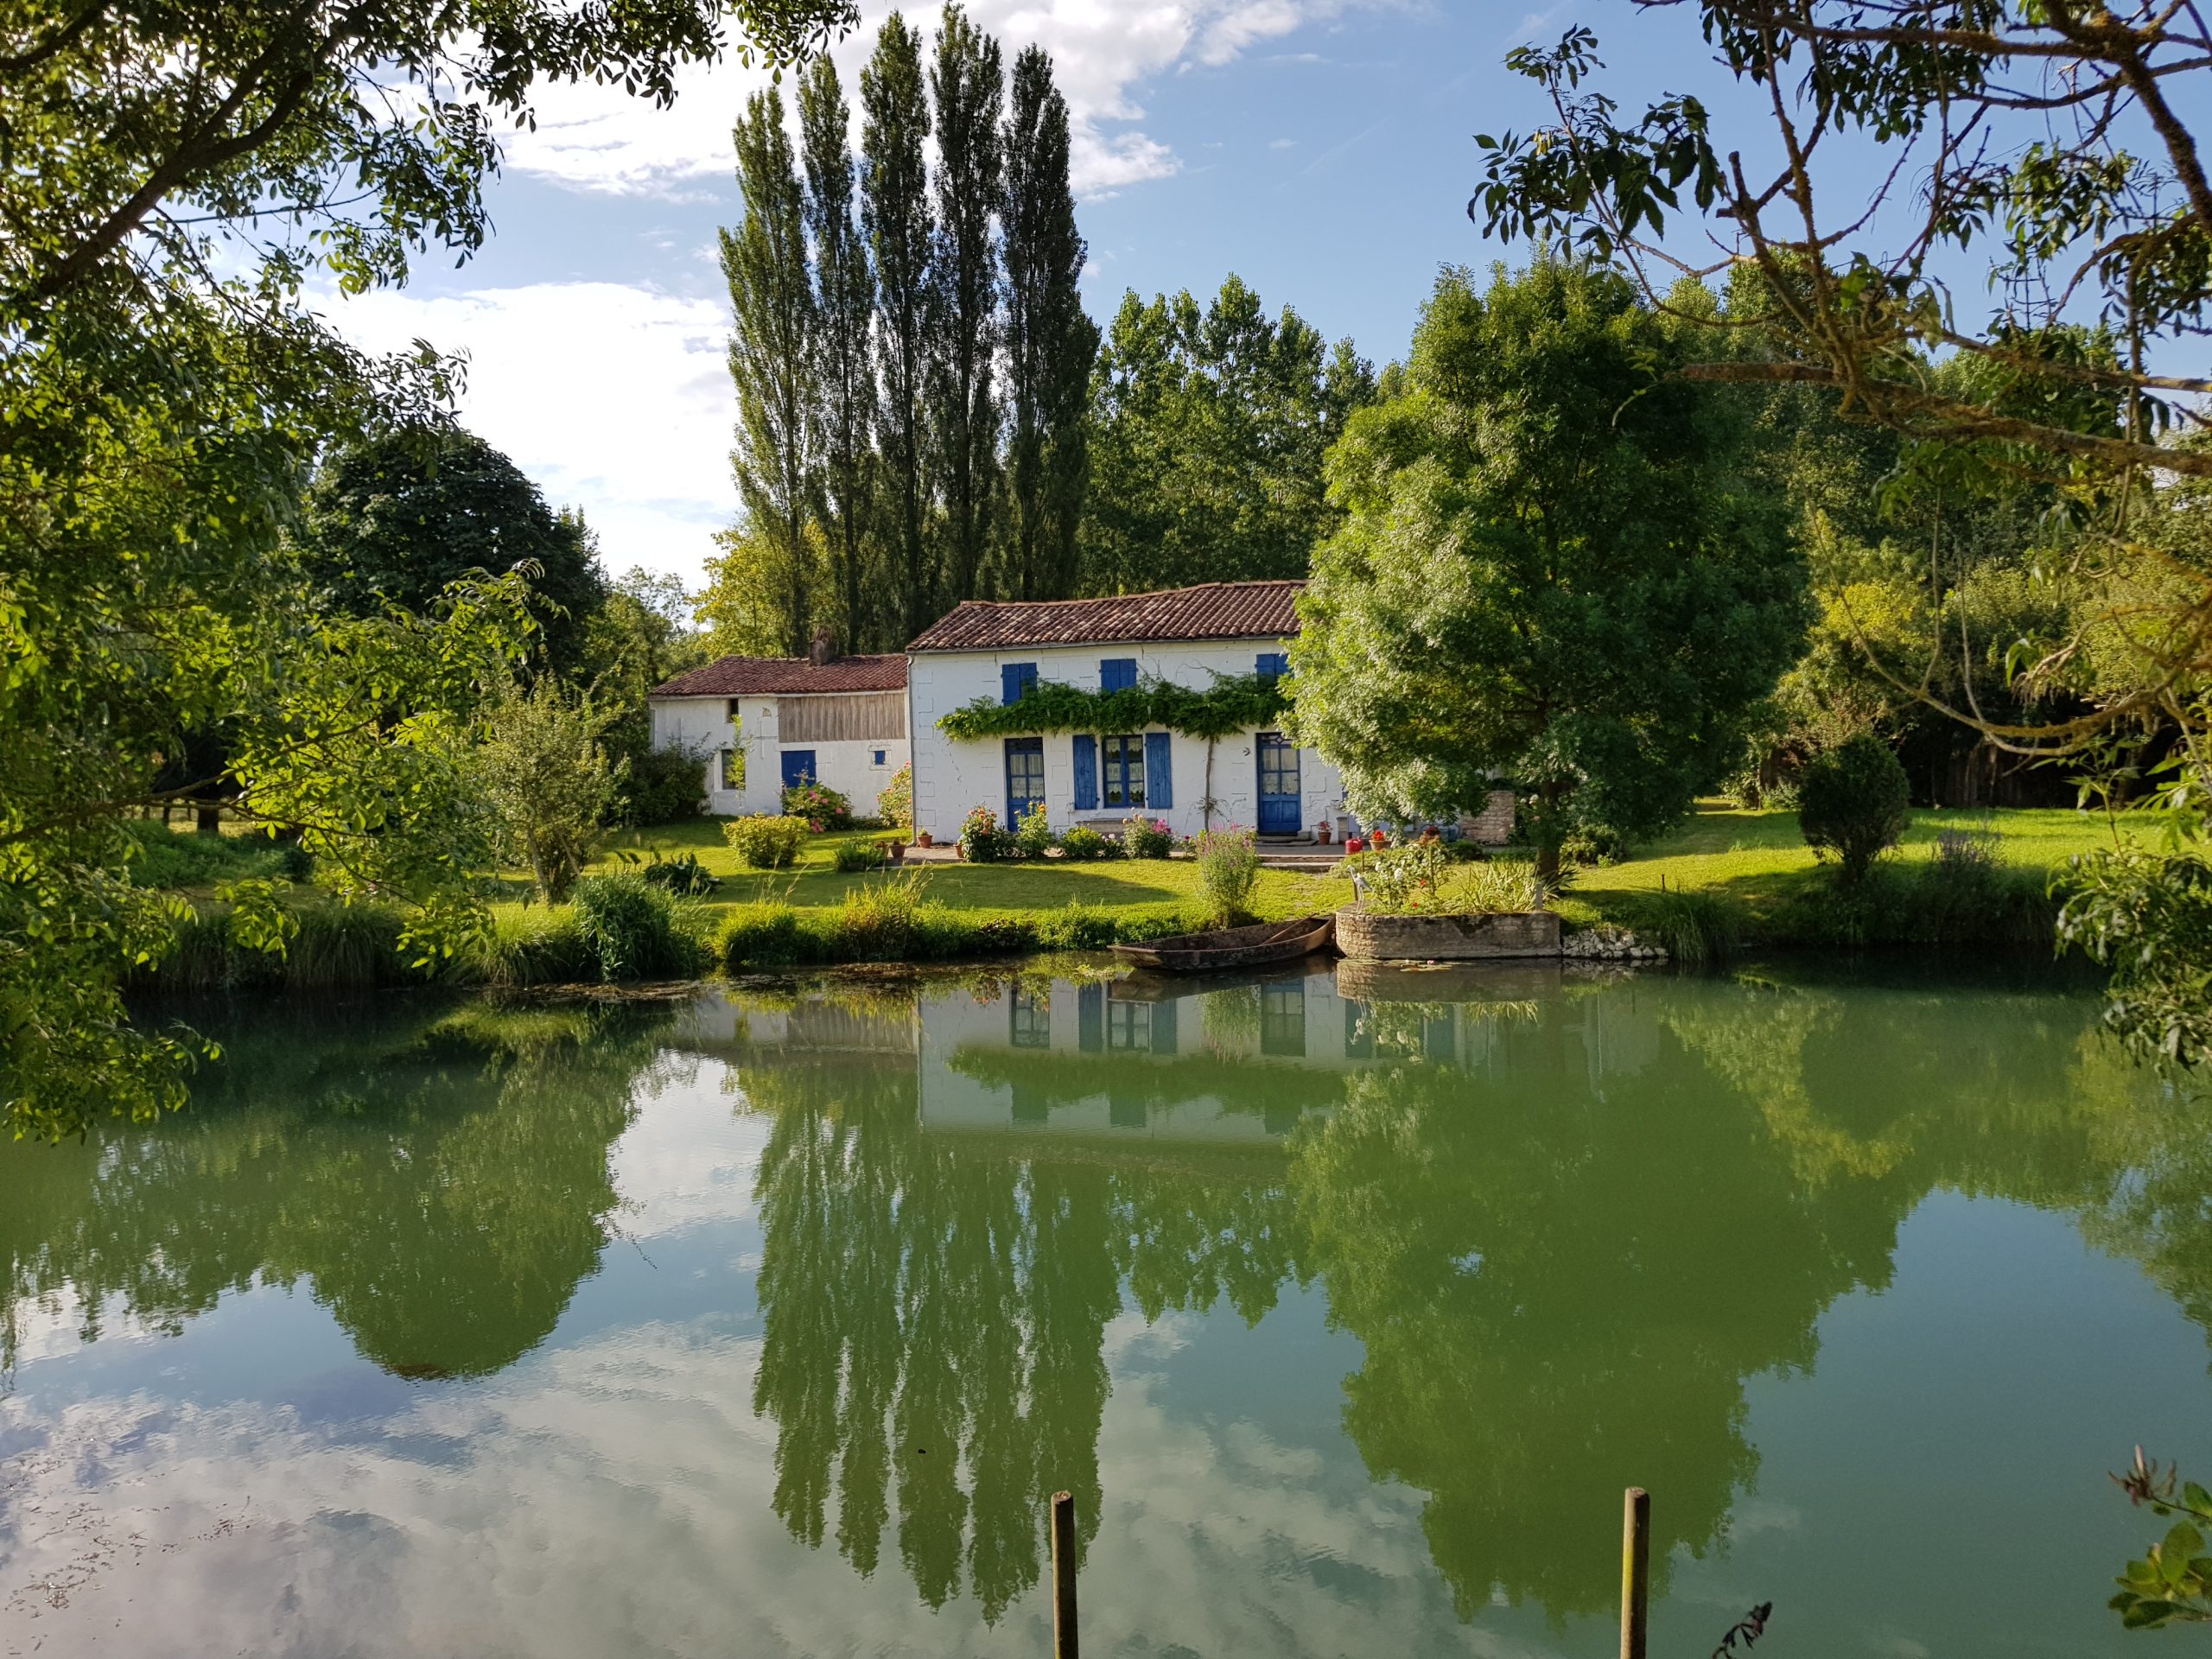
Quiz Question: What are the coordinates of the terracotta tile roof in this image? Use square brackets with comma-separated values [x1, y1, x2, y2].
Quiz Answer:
[906, 581, 1305, 652]
[650, 654, 908, 697]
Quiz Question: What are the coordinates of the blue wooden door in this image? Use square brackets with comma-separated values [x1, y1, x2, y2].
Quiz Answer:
[1256, 732, 1300, 835]
[779, 750, 817, 790]
[1005, 737, 1046, 825]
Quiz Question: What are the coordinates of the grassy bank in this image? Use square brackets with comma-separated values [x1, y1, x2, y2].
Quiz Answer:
[1557, 803, 2156, 957]
[124, 802, 2159, 991]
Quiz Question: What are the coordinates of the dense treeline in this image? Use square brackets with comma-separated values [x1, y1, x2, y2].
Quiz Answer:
[705, 7, 1372, 653]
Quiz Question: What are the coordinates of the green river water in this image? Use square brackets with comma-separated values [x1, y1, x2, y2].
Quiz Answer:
[2, 959, 2209, 1658]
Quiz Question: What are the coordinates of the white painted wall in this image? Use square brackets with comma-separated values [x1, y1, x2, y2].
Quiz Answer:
[650, 694, 910, 820]
[906, 639, 1345, 842]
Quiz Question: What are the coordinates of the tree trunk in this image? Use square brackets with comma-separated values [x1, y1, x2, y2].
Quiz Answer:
[1204, 737, 1217, 831]
[195, 801, 221, 836]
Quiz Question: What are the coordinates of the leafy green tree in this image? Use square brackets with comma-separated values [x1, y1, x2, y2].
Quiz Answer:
[474, 677, 622, 903]
[724, 84, 821, 659]
[0, 0, 853, 1139]
[799, 56, 882, 652]
[1287, 258, 1808, 878]
[583, 567, 710, 825]
[1471, 4, 2212, 1053]
[1001, 45, 1097, 602]
[297, 430, 608, 679]
[925, 3, 1003, 612]
[1080, 276, 1372, 594]
[1798, 734, 1912, 885]
[861, 13, 938, 644]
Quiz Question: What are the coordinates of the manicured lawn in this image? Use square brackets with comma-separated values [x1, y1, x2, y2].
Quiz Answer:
[591, 817, 1353, 925]
[1558, 800, 2161, 934]
[588, 799, 2166, 951]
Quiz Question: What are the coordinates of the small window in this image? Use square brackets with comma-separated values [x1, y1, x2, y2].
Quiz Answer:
[1256, 652, 1289, 682]
[1101, 734, 1145, 808]
[1100, 658, 1138, 693]
[1001, 663, 1039, 706]
[726, 697, 743, 721]
[718, 748, 740, 791]
[1010, 988, 1051, 1050]
[1107, 1001, 1152, 1052]
[872, 748, 887, 767]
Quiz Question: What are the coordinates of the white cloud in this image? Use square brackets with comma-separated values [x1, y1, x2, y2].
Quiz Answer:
[328, 280, 737, 586]
[503, 1, 1377, 201]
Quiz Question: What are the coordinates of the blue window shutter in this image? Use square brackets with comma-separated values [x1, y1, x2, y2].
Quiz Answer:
[1078, 984, 1104, 1052]
[1001, 663, 1037, 705]
[1144, 731, 1173, 810]
[1150, 998, 1179, 1057]
[1100, 658, 1137, 693]
[1071, 734, 1098, 811]
[1256, 652, 1288, 680]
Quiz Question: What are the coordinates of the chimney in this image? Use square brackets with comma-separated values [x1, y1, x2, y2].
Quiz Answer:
[808, 626, 835, 667]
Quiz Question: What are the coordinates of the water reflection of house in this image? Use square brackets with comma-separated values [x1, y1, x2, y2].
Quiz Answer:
[921, 962, 1584, 1145]
[675, 960, 1657, 1147]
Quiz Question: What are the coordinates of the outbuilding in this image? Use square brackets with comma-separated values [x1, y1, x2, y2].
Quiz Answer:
[648, 641, 909, 819]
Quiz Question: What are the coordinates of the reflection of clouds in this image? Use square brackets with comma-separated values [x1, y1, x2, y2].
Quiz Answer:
[606, 1059, 766, 1238]
[1, 1304, 1521, 1657]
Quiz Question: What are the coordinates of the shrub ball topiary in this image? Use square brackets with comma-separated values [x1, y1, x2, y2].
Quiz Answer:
[1798, 734, 1911, 886]
[723, 814, 810, 869]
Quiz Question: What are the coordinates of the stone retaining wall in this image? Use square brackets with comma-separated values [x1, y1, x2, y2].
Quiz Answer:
[1459, 789, 1517, 846]
[1335, 906, 1561, 962]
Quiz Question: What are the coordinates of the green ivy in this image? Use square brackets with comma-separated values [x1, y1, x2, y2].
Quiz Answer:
[937, 673, 1288, 741]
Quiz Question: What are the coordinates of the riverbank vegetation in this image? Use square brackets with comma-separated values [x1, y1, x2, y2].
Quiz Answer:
[119, 801, 2154, 995]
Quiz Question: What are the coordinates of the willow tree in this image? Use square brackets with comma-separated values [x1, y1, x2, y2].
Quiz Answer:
[1287, 258, 1808, 877]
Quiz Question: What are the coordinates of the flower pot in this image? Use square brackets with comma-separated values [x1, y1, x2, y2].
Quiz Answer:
[917, 831, 934, 849]
[1316, 823, 1332, 844]
[887, 841, 906, 864]
[1345, 836, 1365, 855]
[1370, 830, 1390, 850]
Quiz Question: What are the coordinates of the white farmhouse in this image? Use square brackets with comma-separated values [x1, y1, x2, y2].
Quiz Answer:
[648, 644, 909, 819]
[905, 580, 1345, 843]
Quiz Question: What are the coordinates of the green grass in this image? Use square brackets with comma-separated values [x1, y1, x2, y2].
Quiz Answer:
[1555, 800, 2162, 949]
[587, 818, 1353, 930]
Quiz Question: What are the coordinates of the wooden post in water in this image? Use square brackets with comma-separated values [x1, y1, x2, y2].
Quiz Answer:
[1620, 1486, 1651, 1659]
[1051, 1490, 1078, 1659]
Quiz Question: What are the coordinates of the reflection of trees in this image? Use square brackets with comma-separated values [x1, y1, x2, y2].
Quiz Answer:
[745, 969, 2212, 1624]
[1287, 994, 1910, 1622]
[742, 1052, 1304, 1620]
[0, 999, 661, 1380]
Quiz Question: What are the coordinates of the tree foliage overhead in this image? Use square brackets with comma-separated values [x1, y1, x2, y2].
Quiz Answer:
[1287, 258, 1808, 873]
[0, 0, 854, 1139]
[1469, 2, 2209, 481]
[1080, 276, 1374, 595]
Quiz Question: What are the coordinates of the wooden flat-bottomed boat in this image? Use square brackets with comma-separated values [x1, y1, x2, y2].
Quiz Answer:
[1109, 915, 1335, 974]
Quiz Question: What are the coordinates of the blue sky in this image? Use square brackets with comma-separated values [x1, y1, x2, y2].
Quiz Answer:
[321, 2, 1846, 587]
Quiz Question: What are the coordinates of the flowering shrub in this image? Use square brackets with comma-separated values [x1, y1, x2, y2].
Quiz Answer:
[1014, 807, 1058, 859]
[723, 814, 809, 869]
[1362, 842, 1449, 913]
[876, 763, 912, 831]
[1193, 825, 1261, 926]
[1061, 826, 1111, 861]
[780, 778, 852, 831]
[960, 805, 1014, 862]
[1122, 816, 1173, 859]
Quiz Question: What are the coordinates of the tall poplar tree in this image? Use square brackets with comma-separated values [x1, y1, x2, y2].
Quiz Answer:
[722, 86, 819, 658]
[799, 56, 879, 651]
[1001, 45, 1096, 601]
[861, 14, 936, 646]
[925, 3, 1004, 607]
